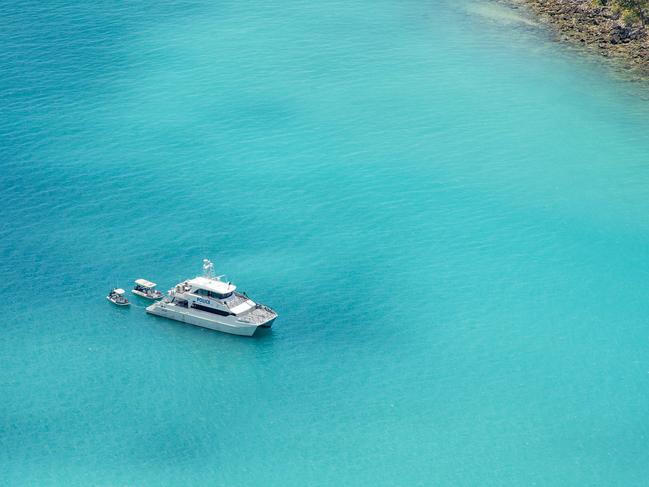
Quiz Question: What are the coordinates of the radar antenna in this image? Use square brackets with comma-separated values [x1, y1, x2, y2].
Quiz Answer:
[202, 259, 214, 278]
[203, 258, 225, 281]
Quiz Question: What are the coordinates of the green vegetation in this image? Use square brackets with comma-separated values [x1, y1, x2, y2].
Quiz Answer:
[593, 0, 649, 26]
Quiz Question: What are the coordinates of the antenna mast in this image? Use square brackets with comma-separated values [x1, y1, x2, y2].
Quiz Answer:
[202, 259, 214, 278]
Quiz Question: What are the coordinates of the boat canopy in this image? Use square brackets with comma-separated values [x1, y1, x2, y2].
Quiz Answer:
[135, 279, 156, 288]
[188, 276, 236, 294]
[114, 288, 126, 295]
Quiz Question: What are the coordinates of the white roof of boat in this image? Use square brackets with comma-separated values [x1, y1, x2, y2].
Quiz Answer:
[231, 300, 255, 315]
[188, 276, 236, 294]
[114, 288, 126, 295]
[135, 278, 156, 288]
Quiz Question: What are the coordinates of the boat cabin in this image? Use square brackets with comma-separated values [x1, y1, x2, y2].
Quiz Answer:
[174, 276, 255, 316]
[134, 278, 157, 291]
[187, 276, 236, 300]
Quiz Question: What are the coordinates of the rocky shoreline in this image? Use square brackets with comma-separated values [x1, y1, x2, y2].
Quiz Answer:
[510, 0, 649, 75]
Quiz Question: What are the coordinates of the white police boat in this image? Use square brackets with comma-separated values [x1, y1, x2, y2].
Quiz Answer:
[146, 259, 277, 336]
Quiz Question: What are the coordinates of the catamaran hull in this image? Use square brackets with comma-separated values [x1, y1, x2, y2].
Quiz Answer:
[146, 302, 267, 336]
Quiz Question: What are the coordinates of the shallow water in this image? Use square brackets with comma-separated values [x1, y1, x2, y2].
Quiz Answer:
[2, 0, 649, 485]
[465, 1, 537, 26]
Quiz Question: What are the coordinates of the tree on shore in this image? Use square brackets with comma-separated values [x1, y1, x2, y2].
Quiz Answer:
[595, 0, 649, 26]
[614, 0, 649, 26]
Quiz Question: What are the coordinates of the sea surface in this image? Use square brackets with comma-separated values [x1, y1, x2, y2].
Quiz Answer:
[2, 0, 649, 485]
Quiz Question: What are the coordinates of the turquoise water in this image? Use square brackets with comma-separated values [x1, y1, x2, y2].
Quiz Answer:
[2, 0, 649, 484]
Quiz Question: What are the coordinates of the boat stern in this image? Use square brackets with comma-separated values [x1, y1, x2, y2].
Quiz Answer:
[259, 310, 277, 328]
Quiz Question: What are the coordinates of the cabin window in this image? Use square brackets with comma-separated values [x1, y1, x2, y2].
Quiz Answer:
[192, 303, 231, 316]
[194, 289, 232, 300]
[204, 290, 233, 300]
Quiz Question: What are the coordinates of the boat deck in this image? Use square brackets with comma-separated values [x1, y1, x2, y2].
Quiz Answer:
[239, 305, 277, 324]
[225, 292, 248, 309]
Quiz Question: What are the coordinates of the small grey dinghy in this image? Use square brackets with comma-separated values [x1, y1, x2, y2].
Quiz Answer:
[107, 288, 130, 306]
